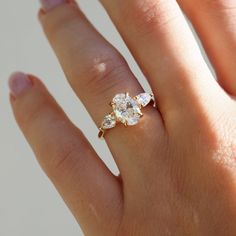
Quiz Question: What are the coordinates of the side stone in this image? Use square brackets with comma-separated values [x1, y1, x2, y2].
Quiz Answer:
[135, 93, 153, 107]
[102, 114, 116, 129]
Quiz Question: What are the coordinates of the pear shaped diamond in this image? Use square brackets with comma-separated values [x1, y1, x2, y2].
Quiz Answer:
[102, 114, 116, 129]
[135, 93, 153, 107]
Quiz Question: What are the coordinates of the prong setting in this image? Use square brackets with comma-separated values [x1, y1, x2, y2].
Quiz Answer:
[98, 92, 155, 139]
[139, 111, 143, 117]
[109, 102, 115, 107]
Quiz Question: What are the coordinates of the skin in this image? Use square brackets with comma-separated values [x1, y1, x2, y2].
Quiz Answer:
[9, 0, 236, 235]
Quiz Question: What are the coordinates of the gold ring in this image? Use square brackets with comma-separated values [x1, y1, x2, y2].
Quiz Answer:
[98, 92, 155, 139]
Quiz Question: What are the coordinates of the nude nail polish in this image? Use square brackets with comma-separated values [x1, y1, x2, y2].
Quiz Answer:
[8, 72, 32, 97]
[39, 0, 66, 12]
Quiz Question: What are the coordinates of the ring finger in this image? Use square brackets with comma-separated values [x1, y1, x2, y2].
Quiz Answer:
[39, 0, 165, 182]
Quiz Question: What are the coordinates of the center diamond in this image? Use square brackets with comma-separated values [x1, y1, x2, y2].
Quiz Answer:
[112, 93, 142, 126]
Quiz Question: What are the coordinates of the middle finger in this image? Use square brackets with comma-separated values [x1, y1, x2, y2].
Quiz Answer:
[100, 0, 225, 130]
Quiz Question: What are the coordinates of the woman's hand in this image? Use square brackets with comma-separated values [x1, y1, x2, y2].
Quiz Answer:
[8, 0, 236, 235]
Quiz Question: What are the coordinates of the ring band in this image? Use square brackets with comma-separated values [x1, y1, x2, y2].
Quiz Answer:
[98, 92, 155, 139]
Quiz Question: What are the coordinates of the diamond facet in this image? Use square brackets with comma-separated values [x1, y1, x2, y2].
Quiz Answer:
[112, 93, 141, 126]
[102, 114, 116, 129]
[135, 93, 152, 107]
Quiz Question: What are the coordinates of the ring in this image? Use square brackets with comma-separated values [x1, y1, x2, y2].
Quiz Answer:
[98, 92, 156, 138]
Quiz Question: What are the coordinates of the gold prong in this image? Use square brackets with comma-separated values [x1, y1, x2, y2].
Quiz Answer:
[109, 102, 115, 106]
[139, 111, 143, 117]
[125, 92, 129, 97]
[151, 100, 156, 108]
[150, 94, 156, 107]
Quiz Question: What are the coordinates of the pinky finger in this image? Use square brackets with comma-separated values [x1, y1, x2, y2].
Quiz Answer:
[8, 72, 122, 235]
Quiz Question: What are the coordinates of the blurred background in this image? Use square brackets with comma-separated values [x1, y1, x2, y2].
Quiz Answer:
[0, 1, 152, 235]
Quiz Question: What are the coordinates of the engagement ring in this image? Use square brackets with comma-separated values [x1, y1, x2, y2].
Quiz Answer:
[98, 92, 155, 138]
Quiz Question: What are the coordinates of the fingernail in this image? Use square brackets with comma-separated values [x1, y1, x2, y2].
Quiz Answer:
[39, 0, 66, 12]
[8, 72, 33, 97]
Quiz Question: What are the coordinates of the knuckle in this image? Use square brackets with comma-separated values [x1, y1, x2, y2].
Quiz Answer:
[202, 0, 236, 9]
[188, 0, 236, 16]
[210, 112, 236, 167]
[12, 82, 89, 181]
[45, 141, 83, 180]
[181, 107, 236, 169]
[123, 0, 180, 35]
[73, 50, 130, 96]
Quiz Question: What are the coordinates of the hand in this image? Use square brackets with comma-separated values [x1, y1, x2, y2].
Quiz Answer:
[8, 0, 236, 235]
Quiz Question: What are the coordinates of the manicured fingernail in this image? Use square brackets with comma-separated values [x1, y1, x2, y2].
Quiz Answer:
[8, 72, 33, 97]
[39, 0, 66, 12]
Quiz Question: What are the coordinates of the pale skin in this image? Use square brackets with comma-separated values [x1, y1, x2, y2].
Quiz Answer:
[8, 0, 236, 235]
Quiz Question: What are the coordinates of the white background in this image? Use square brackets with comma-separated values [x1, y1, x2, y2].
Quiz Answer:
[0, 1, 152, 235]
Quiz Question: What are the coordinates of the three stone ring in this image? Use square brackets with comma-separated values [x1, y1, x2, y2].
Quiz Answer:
[98, 92, 156, 138]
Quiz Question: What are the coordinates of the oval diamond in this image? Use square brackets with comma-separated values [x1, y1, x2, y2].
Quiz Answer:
[113, 93, 126, 104]
[102, 114, 116, 129]
[135, 93, 152, 107]
[112, 93, 141, 126]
